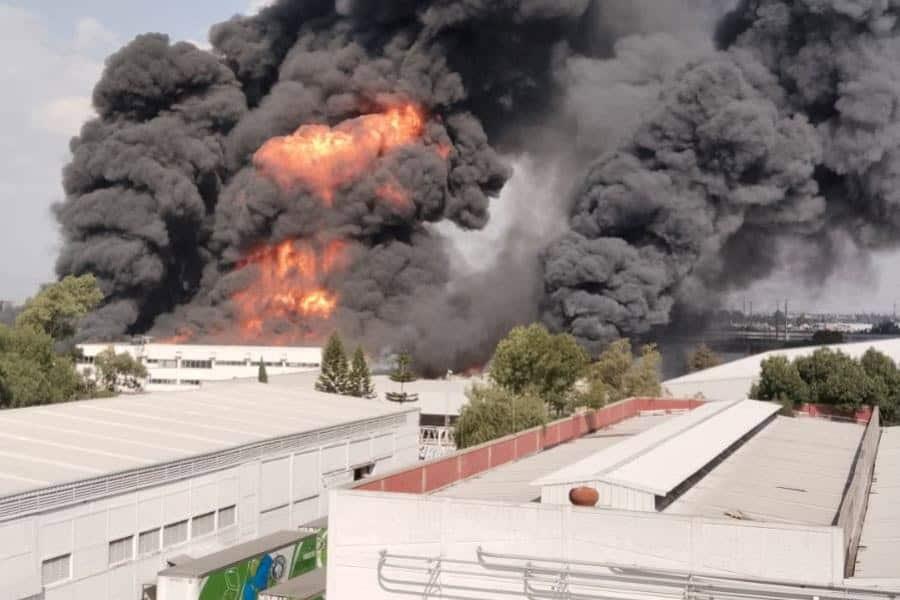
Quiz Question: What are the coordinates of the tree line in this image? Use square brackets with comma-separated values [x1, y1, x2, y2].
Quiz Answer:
[455, 324, 663, 449]
[752, 347, 898, 423]
[0, 274, 146, 408]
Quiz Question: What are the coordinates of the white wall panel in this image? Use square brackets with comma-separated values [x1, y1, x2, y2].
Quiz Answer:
[137, 497, 163, 532]
[260, 457, 290, 511]
[191, 481, 218, 515]
[349, 439, 370, 466]
[108, 504, 136, 540]
[292, 450, 319, 500]
[162, 490, 190, 523]
[258, 505, 290, 537]
[322, 444, 347, 473]
[372, 434, 392, 459]
[38, 520, 72, 559]
[327, 491, 846, 600]
[292, 497, 319, 528]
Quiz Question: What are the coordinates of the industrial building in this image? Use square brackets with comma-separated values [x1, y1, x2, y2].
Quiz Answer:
[662, 338, 900, 401]
[326, 396, 899, 599]
[75, 342, 322, 391]
[0, 376, 418, 600]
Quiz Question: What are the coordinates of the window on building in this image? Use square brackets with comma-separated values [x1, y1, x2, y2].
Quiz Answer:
[138, 528, 160, 556]
[108, 536, 133, 566]
[181, 360, 212, 369]
[148, 378, 177, 385]
[192, 512, 215, 537]
[216, 360, 246, 366]
[157, 359, 177, 368]
[218, 505, 237, 528]
[163, 520, 188, 547]
[181, 380, 201, 386]
[41, 554, 71, 585]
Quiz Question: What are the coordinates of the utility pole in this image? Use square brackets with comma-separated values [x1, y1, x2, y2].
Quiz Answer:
[784, 299, 789, 342]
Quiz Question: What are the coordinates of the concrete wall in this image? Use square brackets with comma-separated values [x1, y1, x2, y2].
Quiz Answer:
[837, 406, 881, 576]
[326, 490, 846, 600]
[0, 413, 417, 600]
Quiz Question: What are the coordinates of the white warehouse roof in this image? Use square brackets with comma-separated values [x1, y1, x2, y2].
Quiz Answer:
[534, 399, 779, 496]
[0, 377, 416, 499]
[663, 337, 900, 401]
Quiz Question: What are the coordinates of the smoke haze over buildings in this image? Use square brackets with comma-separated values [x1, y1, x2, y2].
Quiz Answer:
[54, 0, 900, 369]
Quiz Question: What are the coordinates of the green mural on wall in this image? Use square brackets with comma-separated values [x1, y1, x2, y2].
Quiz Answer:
[197, 528, 327, 600]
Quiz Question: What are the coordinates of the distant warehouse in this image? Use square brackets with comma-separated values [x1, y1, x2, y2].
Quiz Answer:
[0, 376, 419, 600]
[76, 342, 323, 392]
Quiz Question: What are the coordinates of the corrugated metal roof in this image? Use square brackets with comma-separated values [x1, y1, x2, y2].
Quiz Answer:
[533, 400, 780, 496]
[432, 414, 672, 503]
[532, 401, 734, 488]
[855, 427, 900, 578]
[0, 375, 415, 498]
[260, 569, 326, 600]
[158, 529, 314, 578]
[664, 416, 864, 525]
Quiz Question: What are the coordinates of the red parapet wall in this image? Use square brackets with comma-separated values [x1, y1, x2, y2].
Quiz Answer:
[355, 397, 703, 495]
[797, 403, 873, 424]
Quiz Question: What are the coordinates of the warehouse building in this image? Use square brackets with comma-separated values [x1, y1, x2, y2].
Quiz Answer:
[0, 377, 418, 600]
[325, 396, 898, 599]
[75, 342, 322, 391]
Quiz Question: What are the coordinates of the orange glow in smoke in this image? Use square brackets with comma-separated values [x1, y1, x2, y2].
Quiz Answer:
[252, 104, 426, 203]
[376, 178, 413, 210]
[232, 239, 348, 338]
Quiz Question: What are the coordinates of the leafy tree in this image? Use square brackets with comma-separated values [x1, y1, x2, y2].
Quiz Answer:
[316, 333, 349, 394]
[94, 347, 148, 392]
[579, 340, 662, 408]
[870, 321, 900, 335]
[811, 330, 845, 345]
[455, 384, 547, 449]
[686, 344, 721, 372]
[489, 324, 588, 414]
[15, 274, 103, 340]
[0, 324, 85, 408]
[258, 357, 268, 383]
[861, 349, 900, 423]
[386, 352, 418, 403]
[751, 355, 809, 406]
[347, 347, 375, 398]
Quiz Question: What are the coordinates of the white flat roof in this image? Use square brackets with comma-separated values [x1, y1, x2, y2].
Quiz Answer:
[663, 338, 900, 401]
[855, 427, 900, 578]
[432, 414, 672, 503]
[0, 376, 414, 498]
[664, 416, 864, 525]
[534, 400, 780, 496]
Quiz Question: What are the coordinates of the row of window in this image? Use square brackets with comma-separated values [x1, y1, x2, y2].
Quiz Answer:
[41, 506, 236, 586]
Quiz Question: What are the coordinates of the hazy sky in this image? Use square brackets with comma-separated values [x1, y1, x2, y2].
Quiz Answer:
[1, 0, 899, 315]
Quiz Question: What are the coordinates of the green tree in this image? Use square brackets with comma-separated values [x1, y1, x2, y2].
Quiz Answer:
[15, 274, 103, 340]
[316, 333, 349, 394]
[347, 347, 375, 398]
[489, 324, 588, 414]
[0, 324, 85, 408]
[386, 352, 417, 402]
[751, 355, 809, 406]
[94, 347, 148, 392]
[258, 357, 268, 383]
[686, 344, 721, 372]
[579, 340, 662, 408]
[455, 384, 547, 449]
[860, 348, 900, 423]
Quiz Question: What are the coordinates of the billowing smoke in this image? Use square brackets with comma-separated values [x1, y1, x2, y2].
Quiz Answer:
[543, 0, 900, 352]
[57, 0, 898, 369]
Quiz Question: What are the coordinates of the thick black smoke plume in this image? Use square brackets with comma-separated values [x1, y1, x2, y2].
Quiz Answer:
[57, 0, 899, 368]
[543, 0, 900, 352]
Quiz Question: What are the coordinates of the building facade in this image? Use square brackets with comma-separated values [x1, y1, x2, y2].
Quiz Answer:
[76, 342, 322, 391]
[0, 382, 419, 600]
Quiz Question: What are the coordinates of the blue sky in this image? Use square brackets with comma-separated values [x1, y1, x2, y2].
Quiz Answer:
[0, 1, 264, 303]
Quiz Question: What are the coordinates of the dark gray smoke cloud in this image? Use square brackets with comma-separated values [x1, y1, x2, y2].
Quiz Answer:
[543, 0, 900, 352]
[61, 0, 892, 369]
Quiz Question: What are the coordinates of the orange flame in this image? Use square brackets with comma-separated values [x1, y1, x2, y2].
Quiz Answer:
[253, 104, 426, 203]
[232, 239, 347, 339]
